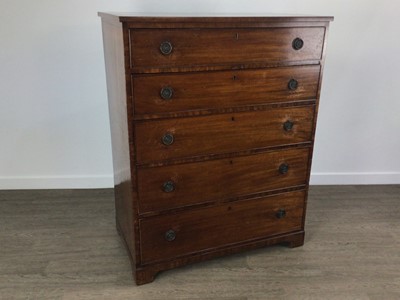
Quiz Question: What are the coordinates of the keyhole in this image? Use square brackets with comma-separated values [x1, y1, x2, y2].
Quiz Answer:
[231, 116, 235, 121]
[233, 75, 237, 80]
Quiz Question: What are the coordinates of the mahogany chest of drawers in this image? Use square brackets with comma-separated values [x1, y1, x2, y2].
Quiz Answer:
[99, 13, 333, 285]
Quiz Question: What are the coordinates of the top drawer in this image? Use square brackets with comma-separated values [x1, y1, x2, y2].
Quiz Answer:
[130, 27, 325, 70]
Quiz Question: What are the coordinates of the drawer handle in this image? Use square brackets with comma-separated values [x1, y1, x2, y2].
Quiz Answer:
[162, 180, 175, 193]
[292, 37, 304, 50]
[165, 229, 176, 242]
[160, 86, 174, 100]
[283, 120, 294, 131]
[279, 163, 289, 174]
[276, 209, 287, 219]
[288, 79, 298, 91]
[160, 41, 173, 55]
[161, 132, 174, 146]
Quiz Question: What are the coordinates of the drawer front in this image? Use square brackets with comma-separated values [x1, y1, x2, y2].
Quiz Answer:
[138, 148, 309, 213]
[130, 28, 325, 69]
[140, 190, 305, 263]
[135, 105, 314, 164]
[133, 65, 320, 115]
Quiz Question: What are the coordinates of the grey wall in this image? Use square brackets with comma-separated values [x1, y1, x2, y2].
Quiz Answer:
[1, 0, 399, 188]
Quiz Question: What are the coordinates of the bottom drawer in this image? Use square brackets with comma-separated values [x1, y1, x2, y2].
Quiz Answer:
[140, 190, 305, 264]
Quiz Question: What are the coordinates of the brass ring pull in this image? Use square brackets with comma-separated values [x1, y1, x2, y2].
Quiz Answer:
[160, 41, 173, 55]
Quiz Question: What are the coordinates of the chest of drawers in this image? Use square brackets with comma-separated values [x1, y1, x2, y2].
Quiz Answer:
[99, 13, 333, 285]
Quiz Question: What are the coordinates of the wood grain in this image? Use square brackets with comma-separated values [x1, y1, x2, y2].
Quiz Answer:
[137, 147, 310, 214]
[135, 105, 315, 164]
[139, 190, 305, 264]
[100, 20, 138, 264]
[130, 27, 325, 69]
[133, 65, 320, 116]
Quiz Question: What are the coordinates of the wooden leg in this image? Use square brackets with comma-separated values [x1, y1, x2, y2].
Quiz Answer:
[115, 220, 157, 285]
[287, 231, 305, 248]
[287, 238, 305, 248]
[135, 268, 158, 285]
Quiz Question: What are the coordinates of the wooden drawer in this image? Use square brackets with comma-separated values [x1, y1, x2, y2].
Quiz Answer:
[140, 190, 305, 264]
[135, 105, 314, 164]
[137, 147, 310, 213]
[130, 27, 325, 69]
[133, 65, 320, 116]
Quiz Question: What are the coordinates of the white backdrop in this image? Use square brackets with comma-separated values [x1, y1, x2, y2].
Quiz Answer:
[1, 0, 399, 189]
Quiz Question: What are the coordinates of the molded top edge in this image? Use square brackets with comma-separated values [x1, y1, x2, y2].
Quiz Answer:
[98, 12, 334, 23]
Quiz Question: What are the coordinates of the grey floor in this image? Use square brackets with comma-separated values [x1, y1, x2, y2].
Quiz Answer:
[0, 186, 399, 300]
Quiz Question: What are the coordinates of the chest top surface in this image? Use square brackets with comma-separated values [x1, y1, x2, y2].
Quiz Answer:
[98, 12, 333, 26]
